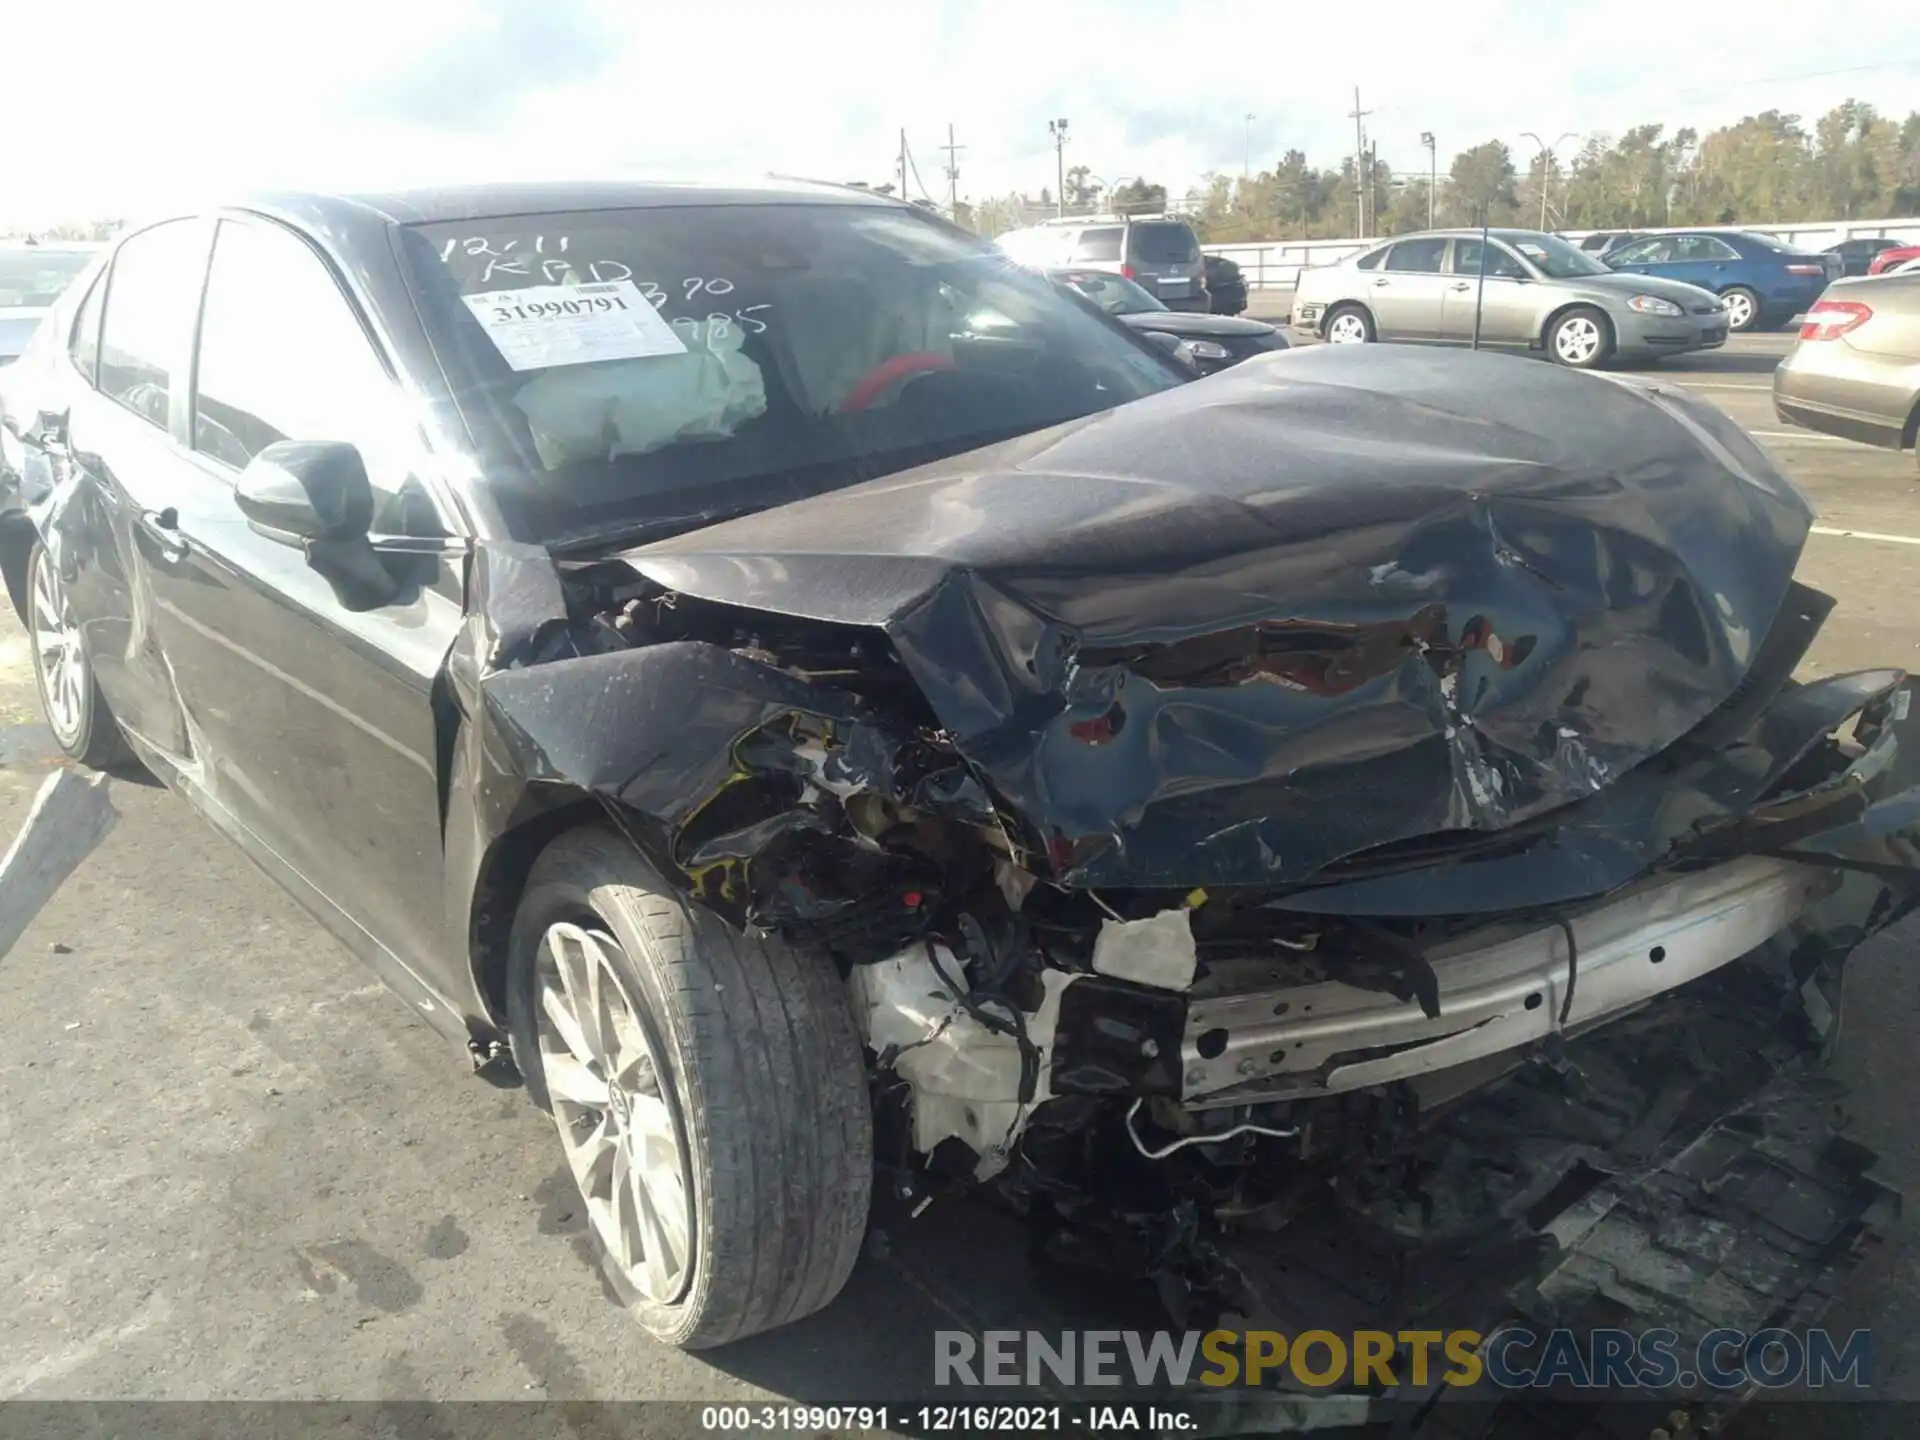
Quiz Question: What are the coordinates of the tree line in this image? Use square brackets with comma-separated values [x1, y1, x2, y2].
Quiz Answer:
[19, 100, 1916, 247]
[963, 99, 1920, 242]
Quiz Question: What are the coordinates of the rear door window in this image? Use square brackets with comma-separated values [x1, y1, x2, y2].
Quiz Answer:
[1609, 237, 1673, 264]
[1071, 227, 1123, 262]
[1129, 222, 1199, 265]
[1674, 235, 1738, 262]
[1385, 238, 1447, 273]
[1354, 246, 1388, 270]
[98, 219, 207, 431]
[1450, 240, 1526, 279]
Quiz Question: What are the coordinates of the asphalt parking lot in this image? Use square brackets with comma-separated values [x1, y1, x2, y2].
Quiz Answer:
[1, 319, 1917, 1431]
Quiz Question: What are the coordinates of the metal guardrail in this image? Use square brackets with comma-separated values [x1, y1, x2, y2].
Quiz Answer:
[1207, 217, 1920, 289]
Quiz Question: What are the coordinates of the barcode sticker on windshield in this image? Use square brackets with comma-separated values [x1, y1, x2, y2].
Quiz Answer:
[462, 280, 686, 370]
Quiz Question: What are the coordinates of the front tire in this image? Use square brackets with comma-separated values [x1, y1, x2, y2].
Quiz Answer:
[26, 540, 129, 769]
[1721, 285, 1760, 333]
[1324, 303, 1376, 344]
[506, 826, 872, 1349]
[1547, 306, 1614, 369]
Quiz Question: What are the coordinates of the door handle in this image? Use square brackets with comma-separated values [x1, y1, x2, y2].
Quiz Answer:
[27, 409, 71, 456]
[138, 506, 190, 561]
[1449, 282, 1472, 291]
[1372, 277, 1390, 287]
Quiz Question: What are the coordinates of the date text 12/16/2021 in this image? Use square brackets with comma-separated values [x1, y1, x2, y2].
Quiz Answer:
[698, 1407, 1198, 1433]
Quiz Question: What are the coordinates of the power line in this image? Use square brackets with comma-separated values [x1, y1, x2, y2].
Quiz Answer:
[1664, 57, 1920, 104]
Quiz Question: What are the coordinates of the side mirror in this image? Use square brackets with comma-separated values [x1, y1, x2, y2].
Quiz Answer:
[234, 439, 400, 610]
[234, 440, 373, 547]
[1140, 330, 1201, 373]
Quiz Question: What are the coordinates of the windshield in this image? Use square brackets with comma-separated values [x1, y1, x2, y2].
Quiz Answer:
[1503, 232, 1613, 279]
[0, 248, 94, 308]
[406, 204, 1185, 545]
[1056, 270, 1167, 315]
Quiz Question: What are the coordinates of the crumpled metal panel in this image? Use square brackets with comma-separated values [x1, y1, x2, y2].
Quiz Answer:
[620, 346, 1813, 890]
[446, 542, 991, 939]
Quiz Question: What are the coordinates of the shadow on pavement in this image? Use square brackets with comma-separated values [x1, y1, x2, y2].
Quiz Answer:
[1640, 349, 1785, 375]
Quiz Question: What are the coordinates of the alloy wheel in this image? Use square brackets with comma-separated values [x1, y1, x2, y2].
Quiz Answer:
[1554, 315, 1603, 366]
[1723, 291, 1754, 330]
[30, 548, 87, 748]
[1327, 312, 1370, 344]
[535, 920, 696, 1306]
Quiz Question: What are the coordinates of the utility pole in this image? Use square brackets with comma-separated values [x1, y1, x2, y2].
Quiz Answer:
[898, 128, 908, 204]
[1243, 112, 1255, 180]
[1367, 139, 1378, 235]
[1048, 118, 1069, 218]
[1349, 88, 1372, 238]
[940, 122, 965, 218]
[1421, 131, 1437, 227]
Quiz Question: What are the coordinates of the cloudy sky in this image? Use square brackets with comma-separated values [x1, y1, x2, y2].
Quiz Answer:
[11, 0, 1920, 226]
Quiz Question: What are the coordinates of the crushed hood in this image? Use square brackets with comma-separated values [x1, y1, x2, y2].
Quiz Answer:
[621, 345, 1814, 890]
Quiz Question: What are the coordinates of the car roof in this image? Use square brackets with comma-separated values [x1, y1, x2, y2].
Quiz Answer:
[1038, 213, 1190, 227]
[224, 177, 902, 230]
[1656, 229, 1776, 243]
[1365, 229, 1558, 244]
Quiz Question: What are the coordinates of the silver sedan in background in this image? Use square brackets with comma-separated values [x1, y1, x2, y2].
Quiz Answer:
[1290, 229, 1729, 368]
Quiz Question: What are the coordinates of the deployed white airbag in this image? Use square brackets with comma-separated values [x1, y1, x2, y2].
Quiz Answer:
[513, 318, 767, 467]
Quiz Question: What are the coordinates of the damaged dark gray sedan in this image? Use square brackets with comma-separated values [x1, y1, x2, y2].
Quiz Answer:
[2, 180, 1917, 1356]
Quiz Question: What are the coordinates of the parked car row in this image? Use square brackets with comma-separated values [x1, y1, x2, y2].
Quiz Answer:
[1289, 228, 1730, 367]
[1287, 224, 1874, 365]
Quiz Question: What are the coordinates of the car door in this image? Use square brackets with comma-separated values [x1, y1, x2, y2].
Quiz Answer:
[57, 217, 210, 761]
[146, 213, 465, 978]
[1440, 237, 1538, 345]
[1367, 237, 1450, 340]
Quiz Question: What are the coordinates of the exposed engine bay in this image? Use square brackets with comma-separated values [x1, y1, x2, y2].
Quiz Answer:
[490, 550, 1914, 1179]
[457, 348, 1920, 1410]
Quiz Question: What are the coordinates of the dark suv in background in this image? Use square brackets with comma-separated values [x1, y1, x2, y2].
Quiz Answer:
[996, 214, 1210, 311]
[1202, 254, 1248, 314]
